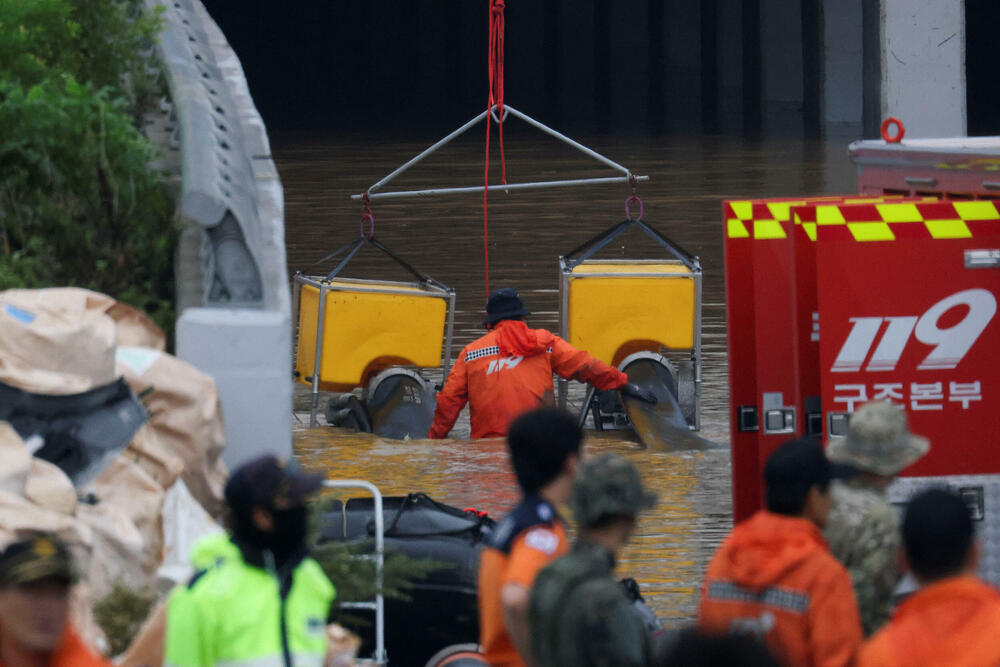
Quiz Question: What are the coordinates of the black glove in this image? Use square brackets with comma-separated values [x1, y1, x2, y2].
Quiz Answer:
[620, 382, 658, 405]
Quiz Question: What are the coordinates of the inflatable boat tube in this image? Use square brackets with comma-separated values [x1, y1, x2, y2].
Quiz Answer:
[318, 494, 493, 667]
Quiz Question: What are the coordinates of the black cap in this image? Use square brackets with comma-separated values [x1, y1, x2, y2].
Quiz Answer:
[483, 288, 531, 327]
[224, 455, 324, 514]
[0, 535, 74, 588]
[764, 438, 856, 490]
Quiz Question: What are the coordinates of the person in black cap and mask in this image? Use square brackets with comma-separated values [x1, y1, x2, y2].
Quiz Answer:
[164, 455, 335, 667]
[429, 287, 656, 439]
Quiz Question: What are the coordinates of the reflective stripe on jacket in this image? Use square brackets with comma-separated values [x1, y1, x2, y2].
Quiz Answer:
[429, 320, 627, 439]
[697, 511, 862, 667]
[164, 533, 335, 667]
[859, 575, 1000, 666]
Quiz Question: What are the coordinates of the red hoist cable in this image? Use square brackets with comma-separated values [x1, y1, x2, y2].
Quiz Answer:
[483, 0, 507, 297]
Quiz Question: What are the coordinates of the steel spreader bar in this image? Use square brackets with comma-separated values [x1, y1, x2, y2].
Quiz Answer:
[357, 175, 649, 201]
[351, 105, 648, 201]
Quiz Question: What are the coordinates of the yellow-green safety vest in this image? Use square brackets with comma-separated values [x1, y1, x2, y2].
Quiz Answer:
[165, 533, 335, 667]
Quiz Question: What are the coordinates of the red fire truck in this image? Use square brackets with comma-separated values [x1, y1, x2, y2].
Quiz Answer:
[724, 136, 1000, 585]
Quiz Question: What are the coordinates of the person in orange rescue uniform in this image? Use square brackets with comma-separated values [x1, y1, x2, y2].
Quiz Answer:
[478, 408, 581, 666]
[859, 487, 1000, 667]
[429, 287, 655, 439]
[0, 534, 111, 667]
[698, 438, 862, 667]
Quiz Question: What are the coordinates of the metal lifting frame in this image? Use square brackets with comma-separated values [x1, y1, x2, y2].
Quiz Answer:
[323, 479, 387, 666]
[351, 105, 649, 201]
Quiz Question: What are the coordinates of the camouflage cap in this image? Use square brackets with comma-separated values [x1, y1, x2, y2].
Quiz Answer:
[826, 400, 930, 476]
[571, 453, 657, 528]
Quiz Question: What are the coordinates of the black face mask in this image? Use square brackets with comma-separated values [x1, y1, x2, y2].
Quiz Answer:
[233, 504, 309, 569]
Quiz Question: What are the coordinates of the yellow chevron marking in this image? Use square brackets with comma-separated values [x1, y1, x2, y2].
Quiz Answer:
[731, 201, 753, 220]
[925, 219, 971, 239]
[727, 219, 750, 238]
[876, 203, 921, 223]
[953, 201, 1000, 221]
[753, 220, 786, 239]
[816, 206, 846, 224]
[767, 202, 792, 220]
[848, 222, 895, 241]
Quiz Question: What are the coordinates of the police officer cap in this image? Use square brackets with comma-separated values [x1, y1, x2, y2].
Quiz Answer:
[572, 453, 657, 528]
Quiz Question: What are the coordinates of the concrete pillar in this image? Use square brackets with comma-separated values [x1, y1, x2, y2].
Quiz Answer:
[822, 0, 863, 134]
[881, 0, 965, 137]
[716, 0, 743, 133]
[760, 0, 803, 135]
[608, 1, 650, 133]
[555, 0, 596, 129]
[178, 308, 292, 467]
[663, 0, 703, 132]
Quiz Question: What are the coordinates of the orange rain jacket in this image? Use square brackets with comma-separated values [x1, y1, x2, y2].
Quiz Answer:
[859, 575, 1000, 667]
[698, 511, 863, 667]
[428, 320, 627, 439]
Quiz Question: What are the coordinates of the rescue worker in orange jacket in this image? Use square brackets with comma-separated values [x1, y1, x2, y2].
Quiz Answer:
[478, 408, 580, 666]
[698, 438, 862, 667]
[859, 488, 1000, 667]
[429, 288, 655, 439]
[0, 535, 111, 667]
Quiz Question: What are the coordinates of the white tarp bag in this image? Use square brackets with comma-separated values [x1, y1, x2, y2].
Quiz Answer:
[157, 479, 222, 588]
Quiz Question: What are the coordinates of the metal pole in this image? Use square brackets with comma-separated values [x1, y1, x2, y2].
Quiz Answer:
[558, 259, 569, 411]
[443, 290, 456, 377]
[366, 109, 491, 195]
[322, 480, 386, 665]
[693, 270, 703, 432]
[503, 105, 632, 175]
[352, 175, 650, 201]
[310, 283, 328, 428]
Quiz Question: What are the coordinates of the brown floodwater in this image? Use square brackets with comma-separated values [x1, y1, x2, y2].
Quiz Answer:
[277, 126, 858, 623]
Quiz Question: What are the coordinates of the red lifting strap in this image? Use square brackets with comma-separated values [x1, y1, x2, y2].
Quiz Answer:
[483, 0, 506, 297]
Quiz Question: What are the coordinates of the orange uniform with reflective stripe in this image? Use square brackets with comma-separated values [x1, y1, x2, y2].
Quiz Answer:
[859, 575, 1000, 667]
[0, 627, 112, 667]
[478, 496, 569, 667]
[698, 511, 862, 667]
[429, 320, 627, 439]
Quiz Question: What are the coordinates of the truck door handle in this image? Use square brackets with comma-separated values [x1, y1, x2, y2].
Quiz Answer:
[965, 249, 1000, 269]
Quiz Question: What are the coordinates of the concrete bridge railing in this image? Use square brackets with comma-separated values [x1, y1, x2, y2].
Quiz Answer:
[146, 0, 291, 465]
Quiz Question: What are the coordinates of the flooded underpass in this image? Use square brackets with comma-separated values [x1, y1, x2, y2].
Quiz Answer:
[280, 129, 857, 624]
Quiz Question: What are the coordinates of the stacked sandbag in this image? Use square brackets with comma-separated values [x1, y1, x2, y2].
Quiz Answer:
[116, 346, 228, 517]
[0, 293, 116, 394]
[0, 423, 106, 652]
[2, 287, 165, 350]
[0, 287, 232, 658]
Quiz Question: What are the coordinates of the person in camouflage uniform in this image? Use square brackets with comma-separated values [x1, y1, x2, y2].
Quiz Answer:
[824, 400, 930, 636]
[528, 453, 657, 667]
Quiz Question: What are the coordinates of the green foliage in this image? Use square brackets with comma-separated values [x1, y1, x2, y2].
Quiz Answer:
[0, 0, 79, 85]
[0, 76, 177, 335]
[93, 584, 157, 657]
[0, 0, 176, 340]
[312, 539, 446, 606]
[307, 497, 449, 626]
[0, 0, 163, 109]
